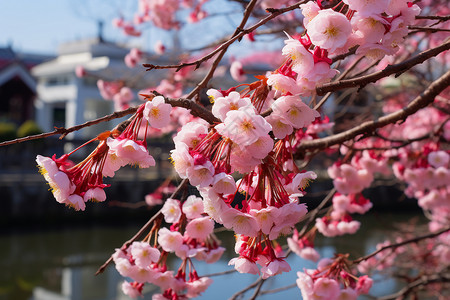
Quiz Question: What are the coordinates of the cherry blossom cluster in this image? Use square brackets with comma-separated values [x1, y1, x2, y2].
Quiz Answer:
[384, 110, 450, 230]
[266, 0, 420, 97]
[36, 99, 172, 210]
[113, 0, 209, 34]
[297, 255, 373, 300]
[316, 147, 391, 237]
[125, 48, 144, 68]
[97, 79, 135, 111]
[114, 195, 224, 299]
[168, 80, 321, 276]
[287, 228, 321, 263]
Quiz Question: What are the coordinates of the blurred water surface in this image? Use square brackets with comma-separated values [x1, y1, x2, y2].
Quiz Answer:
[0, 213, 425, 300]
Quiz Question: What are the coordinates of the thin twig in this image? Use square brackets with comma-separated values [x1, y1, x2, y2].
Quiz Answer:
[95, 179, 189, 275]
[249, 279, 266, 300]
[415, 15, 450, 21]
[314, 56, 364, 110]
[143, 1, 306, 73]
[378, 273, 450, 300]
[352, 225, 450, 265]
[344, 117, 450, 151]
[408, 26, 450, 32]
[298, 188, 336, 237]
[203, 269, 237, 277]
[260, 283, 297, 295]
[229, 277, 263, 300]
[186, 0, 260, 100]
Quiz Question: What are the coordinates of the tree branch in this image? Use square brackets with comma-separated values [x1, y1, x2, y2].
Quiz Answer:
[229, 277, 263, 300]
[0, 106, 139, 147]
[143, 1, 306, 73]
[316, 40, 450, 96]
[298, 69, 450, 152]
[352, 226, 450, 265]
[378, 272, 450, 300]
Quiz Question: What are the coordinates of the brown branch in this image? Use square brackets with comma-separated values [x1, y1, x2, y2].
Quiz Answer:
[408, 26, 450, 33]
[352, 225, 450, 265]
[186, 0, 260, 100]
[260, 283, 298, 295]
[378, 272, 450, 300]
[164, 95, 220, 124]
[314, 56, 364, 110]
[95, 179, 189, 275]
[316, 40, 450, 96]
[416, 15, 450, 22]
[331, 46, 358, 64]
[0, 93, 220, 147]
[229, 277, 263, 300]
[298, 69, 450, 152]
[203, 269, 237, 277]
[345, 117, 450, 151]
[143, 1, 306, 73]
[0, 106, 139, 147]
[249, 279, 265, 300]
[298, 188, 336, 237]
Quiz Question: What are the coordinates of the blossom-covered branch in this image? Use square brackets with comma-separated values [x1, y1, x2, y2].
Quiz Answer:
[299, 69, 450, 152]
[316, 39, 450, 95]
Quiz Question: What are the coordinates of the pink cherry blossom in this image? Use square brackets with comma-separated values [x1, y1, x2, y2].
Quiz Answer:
[282, 35, 314, 75]
[343, 0, 391, 17]
[157, 228, 183, 252]
[211, 91, 251, 121]
[83, 187, 106, 203]
[143, 96, 172, 129]
[271, 95, 320, 129]
[186, 277, 213, 298]
[185, 216, 215, 240]
[154, 40, 166, 55]
[182, 195, 204, 219]
[121, 281, 143, 299]
[230, 61, 247, 82]
[300, 1, 320, 26]
[229, 257, 259, 275]
[428, 151, 449, 168]
[130, 241, 161, 268]
[221, 209, 260, 237]
[265, 114, 293, 139]
[260, 259, 291, 279]
[215, 108, 272, 148]
[161, 198, 182, 223]
[186, 161, 215, 188]
[306, 9, 352, 52]
[212, 173, 236, 195]
[266, 73, 301, 96]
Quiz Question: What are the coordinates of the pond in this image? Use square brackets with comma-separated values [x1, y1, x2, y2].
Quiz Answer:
[0, 212, 426, 300]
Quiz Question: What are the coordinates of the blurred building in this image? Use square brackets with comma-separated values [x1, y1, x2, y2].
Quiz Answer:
[32, 37, 133, 139]
[30, 26, 200, 140]
[0, 46, 51, 125]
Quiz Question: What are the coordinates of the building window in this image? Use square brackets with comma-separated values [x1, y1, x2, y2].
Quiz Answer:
[52, 106, 66, 129]
[45, 76, 70, 86]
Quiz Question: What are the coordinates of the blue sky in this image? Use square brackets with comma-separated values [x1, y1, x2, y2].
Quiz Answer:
[0, 0, 158, 55]
[0, 0, 282, 58]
